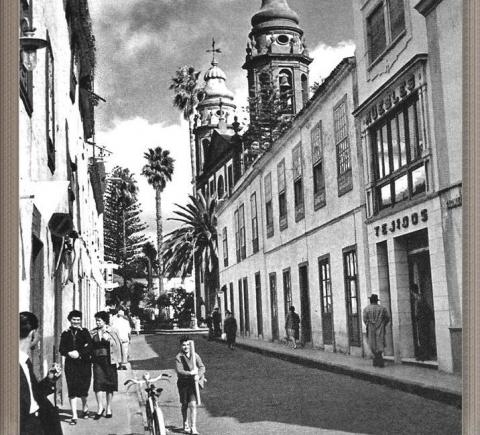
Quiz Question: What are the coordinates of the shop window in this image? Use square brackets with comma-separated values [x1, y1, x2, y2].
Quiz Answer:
[283, 268, 292, 318]
[311, 121, 326, 209]
[20, 0, 33, 115]
[334, 98, 352, 196]
[250, 192, 259, 254]
[222, 227, 228, 267]
[371, 93, 426, 212]
[277, 159, 288, 230]
[239, 203, 246, 260]
[46, 38, 56, 174]
[366, 0, 406, 65]
[264, 173, 274, 238]
[278, 69, 293, 114]
[292, 143, 304, 221]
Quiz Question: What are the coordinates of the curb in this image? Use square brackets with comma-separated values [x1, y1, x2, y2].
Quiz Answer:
[213, 338, 462, 408]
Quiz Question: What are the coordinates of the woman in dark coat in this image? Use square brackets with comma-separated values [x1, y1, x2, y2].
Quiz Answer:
[59, 310, 92, 425]
[223, 311, 238, 350]
[90, 311, 123, 419]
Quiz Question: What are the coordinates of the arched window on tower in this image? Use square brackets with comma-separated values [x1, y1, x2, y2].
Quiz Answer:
[278, 69, 293, 114]
[201, 139, 210, 172]
[301, 74, 309, 107]
[217, 175, 225, 199]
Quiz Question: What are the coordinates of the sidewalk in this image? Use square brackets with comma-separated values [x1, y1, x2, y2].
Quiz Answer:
[225, 335, 462, 408]
[60, 364, 144, 435]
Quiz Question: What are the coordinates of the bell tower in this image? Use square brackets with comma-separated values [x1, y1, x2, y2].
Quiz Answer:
[243, 0, 312, 117]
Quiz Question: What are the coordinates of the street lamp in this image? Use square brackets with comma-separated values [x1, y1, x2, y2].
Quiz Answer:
[20, 18, 47, 72]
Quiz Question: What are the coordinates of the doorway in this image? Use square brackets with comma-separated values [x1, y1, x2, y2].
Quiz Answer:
[318, 256, 334, 345]
[269, 273, 279, 341]
[408, 247, 437, 361]
[299, 264, 311, 344]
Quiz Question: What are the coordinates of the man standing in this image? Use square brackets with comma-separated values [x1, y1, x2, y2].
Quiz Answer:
[112, 309, 131, 370]
[285, 306, 300, 349]
[20, 311, 63, 435]
[363, 294, 390, 367]
[223, 311, 238, 350]
[212, 307, 222, 337]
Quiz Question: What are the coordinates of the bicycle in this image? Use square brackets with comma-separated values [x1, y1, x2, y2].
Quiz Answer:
[124, 372, 171, 435]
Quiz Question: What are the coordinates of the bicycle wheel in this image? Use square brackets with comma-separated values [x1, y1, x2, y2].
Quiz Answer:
[146, 397, 158, 435]
[152, 405, 166, 435]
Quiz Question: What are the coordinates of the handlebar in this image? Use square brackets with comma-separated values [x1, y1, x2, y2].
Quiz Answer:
[124, 372, 171, 389]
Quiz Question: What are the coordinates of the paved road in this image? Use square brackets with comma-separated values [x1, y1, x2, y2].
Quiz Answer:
[130, 334, 461, 435]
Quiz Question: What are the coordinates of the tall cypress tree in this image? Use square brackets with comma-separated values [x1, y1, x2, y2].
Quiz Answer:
[104, 166, 148, 306]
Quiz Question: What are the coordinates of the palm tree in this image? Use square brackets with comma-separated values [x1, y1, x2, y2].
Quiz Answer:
[162, 192, 218, 320]
[142, 147, 175, 295]
[169, 65, 201, 189]
[142, 241, 158, 292]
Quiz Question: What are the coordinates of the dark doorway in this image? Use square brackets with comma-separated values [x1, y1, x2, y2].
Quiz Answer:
[30, 234, 45, 374]
[269, 272, 279, 341]
[229, 282, 234, 317]
[298, 264, 311, 343]
[238, 279, 244, 334]
[255, 272, 263, 336]
[243, 277, 250, 334]
[408, 248, 437, 361]
[318, 256, 334, 345]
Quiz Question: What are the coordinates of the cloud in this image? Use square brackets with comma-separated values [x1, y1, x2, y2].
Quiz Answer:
[308, 40, 356, 84]
[96, 117, 193, 241]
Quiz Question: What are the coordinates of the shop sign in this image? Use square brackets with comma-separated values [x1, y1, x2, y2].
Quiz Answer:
[374, 209, 428, 237]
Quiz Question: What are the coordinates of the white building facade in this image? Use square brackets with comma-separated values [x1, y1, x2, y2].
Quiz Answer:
[352, 0, 462, 373]
[19, 0, 106, 393]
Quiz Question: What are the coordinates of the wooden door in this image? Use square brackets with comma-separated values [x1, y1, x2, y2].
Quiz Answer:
[318, 257, 334, 345]
[299, 264, 311, 343]
[344, 249, 360, 347]
[269, 273, 279, 340]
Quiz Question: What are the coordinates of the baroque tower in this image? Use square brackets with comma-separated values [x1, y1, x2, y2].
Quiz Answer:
[243, 0, 312, 117]
[195, 45, 237, 180]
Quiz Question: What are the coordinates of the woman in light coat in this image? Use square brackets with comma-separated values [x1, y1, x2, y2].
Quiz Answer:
[90, 311, 123, 419]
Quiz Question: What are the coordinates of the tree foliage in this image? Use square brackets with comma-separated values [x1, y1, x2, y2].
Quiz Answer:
[104, 166, 148, 306]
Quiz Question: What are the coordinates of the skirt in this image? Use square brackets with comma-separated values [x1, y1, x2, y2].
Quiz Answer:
[93, 357, 118, 393]
[65, 358, 92, 398]
[177, 378, 197, 404]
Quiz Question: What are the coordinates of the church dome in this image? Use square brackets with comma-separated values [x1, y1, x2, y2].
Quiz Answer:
[199, 59, 235, 104]
[251, 0, 299, 27]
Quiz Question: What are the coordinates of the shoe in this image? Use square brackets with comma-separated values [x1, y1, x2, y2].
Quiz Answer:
[191, 428, 200, 435]
[183, 424, 191, 433]
[94, 410, 104, 420]
[69, 418, 77, 425]
[105, 412, 112, 418]
[82, 408, 89, 419]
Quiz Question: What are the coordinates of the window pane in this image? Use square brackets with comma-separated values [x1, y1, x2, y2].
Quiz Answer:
[367, 4, 387, 62]
[277, 159, 286, 192]
[381, 124, 390, 176]
[394, 174, 409, 203]
[408, 103, 419, 162]
[294, 179, 303, 206]
[391, 117, 400, 171]
[264, 173, 272, 200]
[415, 98, 425, 155]
[411, 165, 426, 196]
[313, 161, 325, 194]
[376, 131, 384, 178]
[398, 111, 407, 167]
[380, 183, 392, 208]
[279, 192, 287, 218]
[311, 121, 323, 163]
[292, 143, 303, 179]
[389, 0, 405, 41]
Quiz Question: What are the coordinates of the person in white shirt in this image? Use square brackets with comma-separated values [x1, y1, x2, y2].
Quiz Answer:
[111, 309, 131, 369]
[20, 311, 62, 435]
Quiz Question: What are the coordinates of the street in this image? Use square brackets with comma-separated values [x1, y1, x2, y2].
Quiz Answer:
[129, 334, 461, 435]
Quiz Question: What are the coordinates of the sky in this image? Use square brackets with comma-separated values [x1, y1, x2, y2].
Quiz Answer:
[89, 0, 355, 242]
